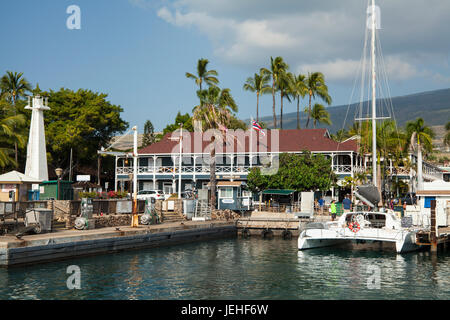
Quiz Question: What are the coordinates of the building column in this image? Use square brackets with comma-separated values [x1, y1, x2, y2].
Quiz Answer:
[230, 155, 234, 181]
[350, 152, 354, 178]
[193, 155, 197, 183]
[153, 155, 157, 189]
[115, 156, 118, 192]
[331, 152, 334, 172]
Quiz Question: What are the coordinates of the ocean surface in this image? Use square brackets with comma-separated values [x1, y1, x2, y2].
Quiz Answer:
[0, 237, 449, 300]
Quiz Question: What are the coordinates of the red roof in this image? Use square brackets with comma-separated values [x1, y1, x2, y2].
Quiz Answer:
[138, 129, 358, 154]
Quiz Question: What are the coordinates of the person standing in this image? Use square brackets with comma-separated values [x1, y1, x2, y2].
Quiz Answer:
[318, 197, 325, 214]
[330, 200, 337, 221]
[342, 194, 352, 213]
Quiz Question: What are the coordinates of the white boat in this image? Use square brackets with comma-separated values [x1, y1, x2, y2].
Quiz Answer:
[298, 0, 427, 254]
[298, 211, 423, 253]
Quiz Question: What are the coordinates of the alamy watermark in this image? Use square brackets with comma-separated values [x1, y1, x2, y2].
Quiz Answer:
[169, 125, 280, 176]
[367, 265, 381, 289]
[66, 5, 81, 30]
[66, 265, 81, 289]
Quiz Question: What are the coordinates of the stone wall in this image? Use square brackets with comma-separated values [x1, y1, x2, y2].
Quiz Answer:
[94, 214, 139, 228]
[211, 209, 241, 221]
[50, 200, 72, 222]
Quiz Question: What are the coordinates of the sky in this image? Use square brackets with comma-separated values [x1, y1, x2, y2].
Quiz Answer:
[1, 0, 449, 133]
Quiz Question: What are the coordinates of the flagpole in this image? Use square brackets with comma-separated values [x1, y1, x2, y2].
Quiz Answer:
[250, 117, 253, 168]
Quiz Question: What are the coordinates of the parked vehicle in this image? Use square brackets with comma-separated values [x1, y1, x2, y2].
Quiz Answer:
[136, 190, 165, 201]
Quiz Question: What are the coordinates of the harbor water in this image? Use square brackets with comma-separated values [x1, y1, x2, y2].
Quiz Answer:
[0, 237, 449, 300]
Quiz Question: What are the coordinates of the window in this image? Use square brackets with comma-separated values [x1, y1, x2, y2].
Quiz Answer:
[220, 187, 233, 199]
[163, 183, 173, 195]
[424, 197, 436, 208]
[242, 190, 252, 197]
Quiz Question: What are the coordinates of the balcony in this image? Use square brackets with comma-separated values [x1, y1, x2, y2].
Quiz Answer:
[117, 165, 253, 176]
[117, 164, 418, 178]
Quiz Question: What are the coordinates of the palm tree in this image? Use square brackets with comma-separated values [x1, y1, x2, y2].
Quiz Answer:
[243, 70, 271, 122]
[0, 71, 32, 103]
[405, 118, 434, 154]
[277, 70, 292, 129]
[305, 72, 332, 128]
[406, 118, 434, 189]
[185, 58, 219, 91]
[0, 71, 32, 167]
[261, 56, 288, 129]
[330, 128, 348, 142]
[193, 86, 238, 211]
[309, 103, 331, 129]
[444, 121, 450, 148]
[288, 73, 307, 129]
[0, 102, 27, 169]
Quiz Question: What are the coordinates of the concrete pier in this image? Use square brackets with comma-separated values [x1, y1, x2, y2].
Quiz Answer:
[0, 221, 236, 267]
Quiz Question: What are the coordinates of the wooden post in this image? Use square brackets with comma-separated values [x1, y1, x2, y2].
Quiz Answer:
[259, 192, 262, 212]
[430, 200, 437, 253]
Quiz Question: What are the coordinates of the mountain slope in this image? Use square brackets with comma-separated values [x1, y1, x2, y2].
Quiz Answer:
[258, 88, 450, 133]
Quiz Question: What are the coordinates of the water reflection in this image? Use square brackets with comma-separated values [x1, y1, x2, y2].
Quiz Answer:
[0, 238, 449, 300]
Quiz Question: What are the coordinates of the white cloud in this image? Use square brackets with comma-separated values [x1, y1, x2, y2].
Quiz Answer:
[153, 0, 450, 83]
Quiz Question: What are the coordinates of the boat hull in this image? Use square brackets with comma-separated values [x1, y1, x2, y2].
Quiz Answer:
[298, 228, 421, 253]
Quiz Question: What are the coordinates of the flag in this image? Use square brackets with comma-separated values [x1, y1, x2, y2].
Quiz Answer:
[252, 120, 265, 135]
[219, 123, 228, 134]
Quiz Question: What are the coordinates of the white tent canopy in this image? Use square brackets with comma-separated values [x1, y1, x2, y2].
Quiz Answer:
[0, 171, 43, 184]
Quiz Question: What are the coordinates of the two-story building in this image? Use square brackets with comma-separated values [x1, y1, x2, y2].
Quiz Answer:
[114, 129, 367, 200]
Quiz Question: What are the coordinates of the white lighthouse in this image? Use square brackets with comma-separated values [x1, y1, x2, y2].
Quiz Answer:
[24, 95, 50, 188]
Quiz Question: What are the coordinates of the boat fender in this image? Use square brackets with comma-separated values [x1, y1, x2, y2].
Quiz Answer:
[282, 230, 292, 240]
[241, 228, 250, 238]
[262, 229, 274, 239]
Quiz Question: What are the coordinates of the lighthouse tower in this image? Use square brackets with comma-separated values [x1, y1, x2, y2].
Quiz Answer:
[25, 95, 50, 187]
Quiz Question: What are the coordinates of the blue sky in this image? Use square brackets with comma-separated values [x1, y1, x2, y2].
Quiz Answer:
[1, 0, 449, 133]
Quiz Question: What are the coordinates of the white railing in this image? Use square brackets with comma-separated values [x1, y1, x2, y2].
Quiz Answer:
[332, 165, 353, 173]
[117, 165, 252, 175]
[119, 164, 419, 177]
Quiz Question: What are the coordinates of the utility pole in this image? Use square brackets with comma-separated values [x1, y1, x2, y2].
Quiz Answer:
[178, 123, 183, 199]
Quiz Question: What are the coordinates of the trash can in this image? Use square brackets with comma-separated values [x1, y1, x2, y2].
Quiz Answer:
[183, 199, 195, 219]
[25, 208, 53, 233]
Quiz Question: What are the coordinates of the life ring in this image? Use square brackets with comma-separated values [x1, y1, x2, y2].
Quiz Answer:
[349, 222, 360, 233]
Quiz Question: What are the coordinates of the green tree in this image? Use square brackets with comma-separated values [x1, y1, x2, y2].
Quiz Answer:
[444, 121, 450, 147]
[277, 70, 292, 129]
[0, 100, 27, 169]
[405, 117, 434, 155]
[305, 72, 332, 128]
[330, 128, 348, 142]
[42, 88, 129, 170]
[142, 120, 156, 147]
[243, 70, 271, 122]
[309, 103, 332, 128]
[0, 71, 32, 166]
[193, 85, 238, 210]
[247, 152, 336, 192]
[160, 112, 193, 138]
[185, 58, 219, 91]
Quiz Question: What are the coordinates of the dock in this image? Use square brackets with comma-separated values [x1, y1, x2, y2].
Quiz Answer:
[236, 212, 328, 238]
[0, 220, 236, 267]
[416, 226, 450, 251]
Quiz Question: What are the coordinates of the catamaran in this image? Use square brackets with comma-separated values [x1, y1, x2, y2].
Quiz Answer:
[298, 0, 424, 253]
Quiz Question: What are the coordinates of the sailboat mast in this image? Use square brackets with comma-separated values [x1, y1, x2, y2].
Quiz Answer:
[371, 0, 377, 187]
